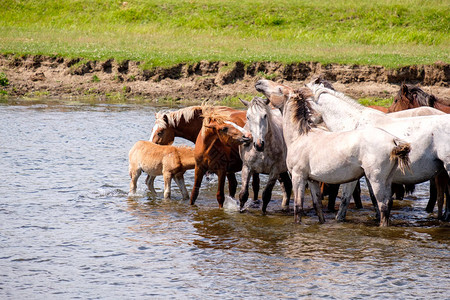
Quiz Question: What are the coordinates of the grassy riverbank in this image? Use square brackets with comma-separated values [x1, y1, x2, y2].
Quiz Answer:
[1, 0, 449, 68]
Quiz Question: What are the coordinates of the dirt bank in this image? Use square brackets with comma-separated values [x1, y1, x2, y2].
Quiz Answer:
[1, 54, 449, 103]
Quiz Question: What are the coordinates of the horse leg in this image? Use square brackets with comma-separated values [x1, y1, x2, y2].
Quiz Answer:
[391, 183, 404, 200]
[262, 176, 278, 214]
[226, 173, 238, 198]
[353, 180, 363, 209]
[309, 180, 325, 224]
[335, 181, 358, 222]
[174, 173, 189, 200]
[445, 181, 450, 221]
[291, 174, 306, 224]
[190, 166, 205, 205]
[366, 175, 393, 227]
[238, 165, 252, 210]
[252, 173, 260, 202]
[435, 172, 448, 220]
[216, 171, 227, 208]
[327, 184, 339, 212]
[279, 171, 292, 210]
[145, 175, 156, 194]
[425, 177, 437, 213]
[129, 168, 142, 194]
[444, 165, 450, 221]
[366, 178, 381, 220]
[163, 172, 172, 200]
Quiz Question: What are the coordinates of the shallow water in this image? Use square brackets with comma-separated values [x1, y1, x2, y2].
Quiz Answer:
[0, 102, 448, 299]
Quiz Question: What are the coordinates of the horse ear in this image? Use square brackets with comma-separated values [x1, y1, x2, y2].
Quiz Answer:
[428, 95, 437, 107]
[203, 120, 216, 130]
[401, 84, 408, 95]
[163, 114, 169, 123]
[239, 98, 250, 107]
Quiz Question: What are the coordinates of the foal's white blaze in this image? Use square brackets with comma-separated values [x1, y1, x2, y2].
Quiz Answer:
[224, 121, 248, 135]
[149, 124, 159, 141]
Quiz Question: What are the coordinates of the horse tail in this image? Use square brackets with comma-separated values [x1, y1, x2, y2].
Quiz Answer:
[390, 140, 411, 174]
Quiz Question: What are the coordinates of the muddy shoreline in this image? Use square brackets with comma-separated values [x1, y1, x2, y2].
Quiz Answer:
[1, 54, 449, 103]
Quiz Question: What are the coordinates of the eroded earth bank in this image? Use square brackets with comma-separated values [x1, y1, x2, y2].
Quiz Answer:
[1, 54, 449, 103]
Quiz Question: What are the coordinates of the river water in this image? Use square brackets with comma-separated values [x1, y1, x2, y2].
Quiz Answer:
[0, 102, 448, 299]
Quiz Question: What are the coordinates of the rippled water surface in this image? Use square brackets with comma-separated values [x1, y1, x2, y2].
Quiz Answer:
[1, 102, 448, 299]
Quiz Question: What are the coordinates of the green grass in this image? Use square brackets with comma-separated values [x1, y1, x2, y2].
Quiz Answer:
[0, 72, 9, 87]
[358, 97, 394, 107]
[1, 0, 449, 67]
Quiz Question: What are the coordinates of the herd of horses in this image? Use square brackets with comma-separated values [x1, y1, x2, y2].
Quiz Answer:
[129, 77, 450, 227]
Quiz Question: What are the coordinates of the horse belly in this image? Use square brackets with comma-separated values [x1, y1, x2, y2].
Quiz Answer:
[393, 159, 443, 184]
[309, 163, 364, 184]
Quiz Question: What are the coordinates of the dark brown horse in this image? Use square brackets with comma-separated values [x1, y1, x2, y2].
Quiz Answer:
[388, 84, 450, 114]
[388, 84, 450, 220]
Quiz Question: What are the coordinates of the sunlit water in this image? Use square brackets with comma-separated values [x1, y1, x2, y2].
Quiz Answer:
[0, 102, 448, 299]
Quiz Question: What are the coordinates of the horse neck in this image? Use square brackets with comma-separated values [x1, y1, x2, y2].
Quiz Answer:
[434, 101, 450, 113]
[313, 92, 383, 131]
[173, 110, 203, 143]
[265, 110, 284, 145]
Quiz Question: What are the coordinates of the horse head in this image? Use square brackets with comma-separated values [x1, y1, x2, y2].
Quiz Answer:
[310, 75, 335, 91]
[388, 84, 417, 113]
[241, 96, 272, 152]
[151, 112, 175, 145]
[203, 119, 251, 147]
[202, 107, 250, 147]
[255, 79, 294, 109]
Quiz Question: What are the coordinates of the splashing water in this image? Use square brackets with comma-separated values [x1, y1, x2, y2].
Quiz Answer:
[223, 196, 255, 212]
[223, 196, 240, 211]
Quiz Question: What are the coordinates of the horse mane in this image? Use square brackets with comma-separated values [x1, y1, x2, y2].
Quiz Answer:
[155, 106, 202, 129]
[201, 104, 234, 126]
[287, 88, 316, 135]
[406, 84, 437, 107]
[249, 96, 272, 115]
[307, 81, 366, 112]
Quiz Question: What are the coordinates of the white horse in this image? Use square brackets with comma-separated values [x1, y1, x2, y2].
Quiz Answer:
[279, 88, 411, 226]
[238, 97, 292, 212]
[256, 79, 450, 221]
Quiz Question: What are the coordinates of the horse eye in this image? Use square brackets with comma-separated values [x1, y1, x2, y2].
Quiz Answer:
[157, 131, 163, 137]
[263, 114, 267, 119]
[221, 127, 228, 132]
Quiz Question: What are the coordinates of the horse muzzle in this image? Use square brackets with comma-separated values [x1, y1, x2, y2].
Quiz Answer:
[254, 140, 264, 152]
[240, 136, 252, 146]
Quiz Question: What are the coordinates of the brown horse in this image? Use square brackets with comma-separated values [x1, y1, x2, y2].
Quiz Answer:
[128, 141, 195, 200]
[388, 84, 450, 220]
[190, 107, 249, 207]
[150, 105, 261, 202]
[368, 105, 389, 113]
[388, 84, 450, 114]
[151, 106, 237, 145]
